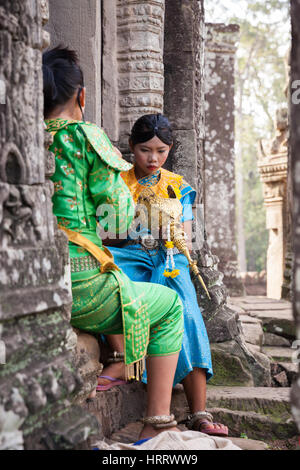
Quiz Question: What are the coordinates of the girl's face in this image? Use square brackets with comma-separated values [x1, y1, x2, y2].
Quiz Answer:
[131, 135, 172, 178]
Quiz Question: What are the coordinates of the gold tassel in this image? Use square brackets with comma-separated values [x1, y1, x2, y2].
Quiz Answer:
[125, 357, 146, 381]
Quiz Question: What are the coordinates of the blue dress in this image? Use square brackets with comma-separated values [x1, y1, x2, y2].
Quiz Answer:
[109, 173, 213, 385]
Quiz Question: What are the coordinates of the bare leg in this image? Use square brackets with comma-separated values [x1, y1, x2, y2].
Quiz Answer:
[98, 334, 125, 386]
[139, 353, 181, 439]
[182, 368, 227, 434]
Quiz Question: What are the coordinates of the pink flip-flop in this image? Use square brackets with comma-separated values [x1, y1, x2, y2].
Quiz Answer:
[96, 375, 127, 391]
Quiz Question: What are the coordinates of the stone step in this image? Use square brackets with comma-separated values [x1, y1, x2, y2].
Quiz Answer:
[172, 385, 297, 441]
[262, 346, 294, 362]
[83, 382, 147, 441]
[263, 332, 291, 347]
[205, 386, 292, 415]
[86, 382, 297, 445]
[229, 296, 295, 339]
[109, 421, 269, 450]
[230, 296, 289, 306]
[251, 311, 294, 339]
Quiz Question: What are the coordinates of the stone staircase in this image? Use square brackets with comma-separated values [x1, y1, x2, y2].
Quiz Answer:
[229, 296, 297, 387]
[82, 296, 299, 450]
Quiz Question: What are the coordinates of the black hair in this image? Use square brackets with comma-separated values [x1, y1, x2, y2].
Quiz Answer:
[42, 46, 84, 118]
[130, 114, 173, 146]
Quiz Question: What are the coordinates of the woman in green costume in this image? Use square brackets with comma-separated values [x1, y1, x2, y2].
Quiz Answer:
[43, 47, 184, 440]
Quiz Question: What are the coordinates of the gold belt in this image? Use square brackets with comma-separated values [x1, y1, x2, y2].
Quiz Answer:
[70, 255, 100, 273]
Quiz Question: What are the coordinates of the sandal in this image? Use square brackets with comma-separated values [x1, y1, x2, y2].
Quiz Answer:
[96, 375, 127, 391]
[186, 411, 229, 437]
[97, 351, 127, 391]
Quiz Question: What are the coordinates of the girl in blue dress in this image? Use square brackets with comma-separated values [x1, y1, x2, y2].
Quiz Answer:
[100, 114, 228, 437]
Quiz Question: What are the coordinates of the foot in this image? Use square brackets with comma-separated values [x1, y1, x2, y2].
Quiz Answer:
[97, 362, 125, 387]
[139, 424, 181, 440]
[192, 418, 228, 437]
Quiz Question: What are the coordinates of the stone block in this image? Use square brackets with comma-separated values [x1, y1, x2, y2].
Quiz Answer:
[263, 332, 291, 347]
[209, 342, 254, 386]
[204, 307, 239, 343]
[73, 330, 103, 403]
[83, 382, 147, 441]
[262, 346, 295, 362]
[241, 322, 263, 347]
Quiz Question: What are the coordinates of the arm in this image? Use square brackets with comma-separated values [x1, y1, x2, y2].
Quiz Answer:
[183, 219, 193, 253]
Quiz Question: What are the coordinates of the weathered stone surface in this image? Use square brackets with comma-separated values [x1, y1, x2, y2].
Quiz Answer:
[0, 0, 97, 450]
[83, 382, 147, 441]
[227, 437, 268, 451]
[241, 322, 263, 347]
[108, 421, 269, 450]
[239, 314, 262, 324]
[206, 386, 293, 416]
[209, 342, 254, 386]
[258, 106, 289, 300]
[116, 0, 165, 151]
[230, 297, 295, 338]
[262, 346, 295, 362]
[173, 385, 295, 442]
[46, 0, 102, 126]
[290, 0, 300, 433]
[73, 330, 103, 403]
[240, 271, 267, 297]
[204, 23, 244, 297]
[263, 332, 291, 347]
[207, 407, 297, 441]
[204, 307, 240, 343]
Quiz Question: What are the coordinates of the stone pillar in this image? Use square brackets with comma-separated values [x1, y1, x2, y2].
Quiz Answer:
[290, 0, 300, 435]
[258, 107, 288, 300]
[0, 0, 97, 450]
[204, 23, 244, 297]
[164, 0, 204, 194]
[46, 0, 102, 126]
[116, 0, 165, 153]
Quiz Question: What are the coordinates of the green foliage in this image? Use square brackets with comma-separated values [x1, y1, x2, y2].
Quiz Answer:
[240, 432, 249, 439]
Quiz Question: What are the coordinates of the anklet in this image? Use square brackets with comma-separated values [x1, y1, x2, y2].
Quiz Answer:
[141, 414, 177, 429]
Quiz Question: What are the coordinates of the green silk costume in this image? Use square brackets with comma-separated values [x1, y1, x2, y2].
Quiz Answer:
[45, 119, 183, 379]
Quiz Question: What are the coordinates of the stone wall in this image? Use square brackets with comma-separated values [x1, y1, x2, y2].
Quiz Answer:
[290, 0, 300, 434]
[46, 0, 102, 126]
[204, 23, 244, 297]
[0, 0, 97, 450]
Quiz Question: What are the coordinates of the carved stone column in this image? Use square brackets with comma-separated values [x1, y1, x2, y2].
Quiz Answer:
[204, 24, 245, 297]
[258, 107, 288, 300]
[290, 0, 300, 435]
[116, 0, 165, 152]
[0, 0, 97, 450]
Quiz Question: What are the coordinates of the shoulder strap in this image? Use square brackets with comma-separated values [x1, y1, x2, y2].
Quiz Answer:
[79, 123, 132, 172]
